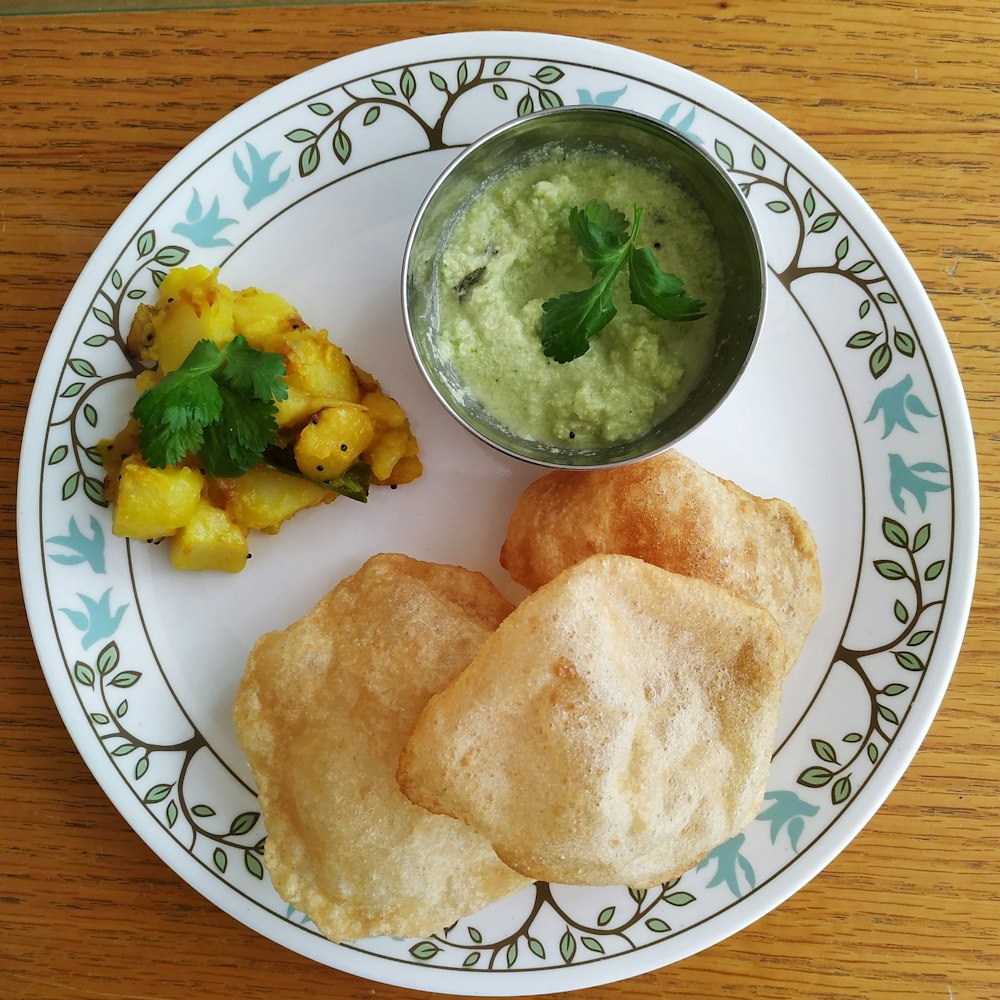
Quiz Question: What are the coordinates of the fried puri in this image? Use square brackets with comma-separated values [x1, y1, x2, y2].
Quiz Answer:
[500, 449, 821, 676]
[233, 553, 530, 941]
[398, 553, 786, 888]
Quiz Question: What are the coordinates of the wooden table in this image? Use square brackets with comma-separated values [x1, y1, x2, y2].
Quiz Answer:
[2, 2, 997, 998]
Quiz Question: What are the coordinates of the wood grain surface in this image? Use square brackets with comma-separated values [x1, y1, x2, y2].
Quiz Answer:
[2, 2, 997, 998]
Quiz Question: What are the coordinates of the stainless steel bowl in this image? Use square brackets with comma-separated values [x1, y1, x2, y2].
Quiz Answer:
[402, 105, 766, 469]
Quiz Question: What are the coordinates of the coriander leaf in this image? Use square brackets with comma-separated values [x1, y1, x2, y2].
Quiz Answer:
[199, 381, 279, 477]
[540, 281, 618, 363]
[627, 246, 706, 321]
[133, 340, 225, 467]
[568, 200, 631, 277]
[218, 334, 289, 402]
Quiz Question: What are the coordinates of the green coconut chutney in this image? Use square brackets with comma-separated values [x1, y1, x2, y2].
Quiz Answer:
[435, 144, 724, 448]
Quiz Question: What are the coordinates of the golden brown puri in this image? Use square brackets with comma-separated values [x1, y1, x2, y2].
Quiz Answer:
[233, 553, 530, 942]
[500, 449, 821, 676]
[398, 554, 787, 888]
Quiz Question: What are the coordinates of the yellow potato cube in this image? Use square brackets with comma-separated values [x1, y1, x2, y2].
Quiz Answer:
[380, 454, 424, 485]
[295, 404, 376, 480]
[111, 459, 203, 539]
[285, 332, 360, 403]
[362, 388, 408, 430]
[209, 464, 333, 534]
[233, 289, 304, 353]
[364, 428, 411, 482]
[170, 499, 249, 573]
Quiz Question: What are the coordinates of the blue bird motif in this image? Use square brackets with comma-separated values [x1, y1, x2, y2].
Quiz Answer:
[660, 102, 703, 144]
[233, 143, 290, 209]
[865, 374, 938, 439]
[45, 515, 106, 574]
[888, 452, 950, 513]
[59, 588, 129, 649]
[576, 85, 628, 106]
[696, 832, 756, 898]
[171, 189, 238, 248]
[756, 790, 820, 851]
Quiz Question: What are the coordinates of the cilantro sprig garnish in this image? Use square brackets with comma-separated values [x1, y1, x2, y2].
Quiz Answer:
[133, 335, 289, 477]
[540, 200, 706, 363]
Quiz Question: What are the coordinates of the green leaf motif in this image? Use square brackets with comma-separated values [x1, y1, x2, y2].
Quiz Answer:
[308, 102, 333, 116]
[299, 144, 320, 178]
[90, 712, 110, 725]
[410, 940, 440, 961]
[664, 891, 695, 906]
[894, 650, 925, 672]
[882, 517, 908, 548]
[362, 106, 380, 126]
[154, 246, 188, 267]
[559, 929, 576, 964]
[528, 937, 545, 959]
[463, 952, 480, 968]
[115, 699, 128, 718]
[714, 139, 735, 169]
[893, 599, 909, 623]
[229, 811, 260, 837]
[767, 200, 790, 213]
[835, 237, 849, 261]
[539, 89, 563, 110]
[137, 230, 155, 257]
[74, 661, 95, 688]
[517, 91, 534, 116]
[92, 309, 113, 328]
[878, 291, 898, 304]
[332, 129, 352, 165]
[48, 445, 68, 465]
[166, 800, 178, 828]
[493, 83, 508, 100]
[849, 259, 875, 274]
[85, 334, 110, 346]
[111, 269, 122, 289]
[400, 67, 416, 101]
[494, 60, 510, 74]
[457, 60, 469, 86]
[581, 937, 604, 954]
[878, 704, 900, 726]
[84, 404, 98, 428]
[285, 128, 318, 143]
[135, 756, 149, 780]
[843, 732, 863, 743]
[804, 188, 816, 216]
[859, 299, 871, 318]
[245, 850, 264, 880]
[430, 71, 448, 91]
[109, 670, 142, 688]
[645, 917, 670, 934]
[84, 476, 106, 505]
[908, 629, 933, 646]
[534, 65, 564, 84]
[832, 776, 852, 805]
[62, 472, 81, 500]
[751, 144, 766, 169]
[925, 560, 945, 580]
[112, 743, 136, 756]
[192, 804, 216, 818]
[874, 559, 907, 580]
[811, 211, 839, 233]
[798, 765, 833, 788]
[97, 642, 119, 675]
[847, 330, 877, 348]
[893, 329, 916, 357]
[144, 783, 173, 804]
[372, 78, 395, 95]
[151, 269, 167, 287]
[812, 739, 837, 763]
[883, 683, 909, 696]
[868, 743, 879, 763]
[629, 886, 647, 905]
[60, 382, 84, 399]
[213, 847, 228, 874]
[597, 906, 615, 926]
[506, 942, 518, 967]
[913, 523, 931, 552]
[468, 925, 482, 943]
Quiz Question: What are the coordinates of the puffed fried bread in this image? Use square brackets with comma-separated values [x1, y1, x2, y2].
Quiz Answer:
[233, 553, 530, 942]
[397, 553, 787, 888]
[500, 449, 821, 675]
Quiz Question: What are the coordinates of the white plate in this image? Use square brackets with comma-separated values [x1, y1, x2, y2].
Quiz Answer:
[17, 31, 978, 996]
